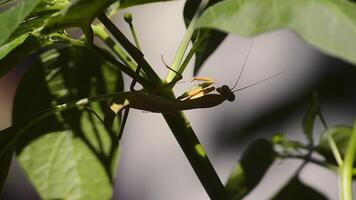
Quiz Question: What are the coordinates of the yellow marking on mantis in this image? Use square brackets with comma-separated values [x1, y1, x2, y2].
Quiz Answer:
[191, 77, 214, 83]
[177, 78, 215, 100]
[110, 99, 129, 114]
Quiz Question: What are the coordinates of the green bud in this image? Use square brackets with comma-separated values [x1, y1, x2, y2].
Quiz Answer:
[124, 12, 133, 23]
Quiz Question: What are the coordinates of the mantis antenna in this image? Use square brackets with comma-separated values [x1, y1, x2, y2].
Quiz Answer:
[232, 71, 283, 93]
[231, 41, 254, 90]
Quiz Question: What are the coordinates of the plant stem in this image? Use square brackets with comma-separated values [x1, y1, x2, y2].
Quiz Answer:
[178, 37, 203, 77]
[327, 134, 343, 166]
[166, 0, 208, 82]
[93, 24, 137, 71]
[124, 12, 141, 51]
[277, 153, 338, 172]
[162, 110, 228, 200]
[93, 45, 152, 88]
[98, 13, 161, 86]
[340, 120, 356, 200]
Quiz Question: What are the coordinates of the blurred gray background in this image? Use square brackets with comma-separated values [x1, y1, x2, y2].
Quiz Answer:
[2, 1, 356, 199]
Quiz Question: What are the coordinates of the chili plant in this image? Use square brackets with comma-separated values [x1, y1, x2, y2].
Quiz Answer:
[0, 0, 356, 199]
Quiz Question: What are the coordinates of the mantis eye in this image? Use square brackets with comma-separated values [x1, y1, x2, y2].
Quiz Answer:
[217, 85, 235, 102]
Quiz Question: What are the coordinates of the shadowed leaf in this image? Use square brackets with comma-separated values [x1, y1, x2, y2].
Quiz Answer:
[183, 0, 226, 75]
[0, 127, 15, 193]
[271, 176, 327, 200]
[9, 45, 123, 200]
[225, 139, 275, 200]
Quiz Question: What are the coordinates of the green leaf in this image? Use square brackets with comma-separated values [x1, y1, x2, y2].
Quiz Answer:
[0, 0, 42, 46]
[9, 0, 69, 40]
[0, 34, 42, 78]
[0, 0, 13, 5]
[303, 93, 320, 144]
[271, 176, 327, 200]
[225, 139, 275, 200]
[318, 126, 354, 165]
[0, 33, 28, 60]
[31, 0, 69, 16]
[183, 0, 226, 75]
[12, 45, 123, 200]
[119, 0, 175, 8]
[196, 0, 356, 66]
[42, 0, 116, 33]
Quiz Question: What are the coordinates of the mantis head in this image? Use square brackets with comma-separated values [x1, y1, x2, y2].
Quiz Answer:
[216, 85, 235, 102]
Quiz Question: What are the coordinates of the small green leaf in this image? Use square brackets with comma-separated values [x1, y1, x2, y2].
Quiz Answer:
[12, 45, 123, 200]
[0, 34, 42, 78]
[42, 0, 115, 33]
[0, 33, 28, 60]
[271, 176, 327, 199]
[225, 139, 275, 200]
[119, 0, 175, 8]
[183, 0, 226, 75]
[0, 0, 42, 46]
[196, 0, 356, 66]
[303, 93, 320, 144]
[318, 126, 353, 165]
[31, 0, 69, 16]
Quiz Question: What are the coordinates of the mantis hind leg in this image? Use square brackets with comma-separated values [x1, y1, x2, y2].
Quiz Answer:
[118, 108, 129, 140]
[117, 64, 142, 139]
[161, 55, 182, 85]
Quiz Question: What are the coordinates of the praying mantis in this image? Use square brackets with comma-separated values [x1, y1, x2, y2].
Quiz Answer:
[104, 44, 282, 139]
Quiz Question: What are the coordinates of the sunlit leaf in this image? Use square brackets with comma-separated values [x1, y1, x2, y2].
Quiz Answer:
[183, 0, 226, 75]
[31, 0, 68, 16]
[11, 45, 123, 199]
[225, 139, 275, 200]
[271, 176, 327, 200]
[0, 33, 28, 60]
[0, 0, 41, 46]
[197, 0, 356, 66]
[42, 0, 116, 33]
[318, 126, 354, 165]
[9, 0, 68, 40]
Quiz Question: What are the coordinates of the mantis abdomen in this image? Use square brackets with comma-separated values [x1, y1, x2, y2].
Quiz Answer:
[110, 91, 226, 114]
